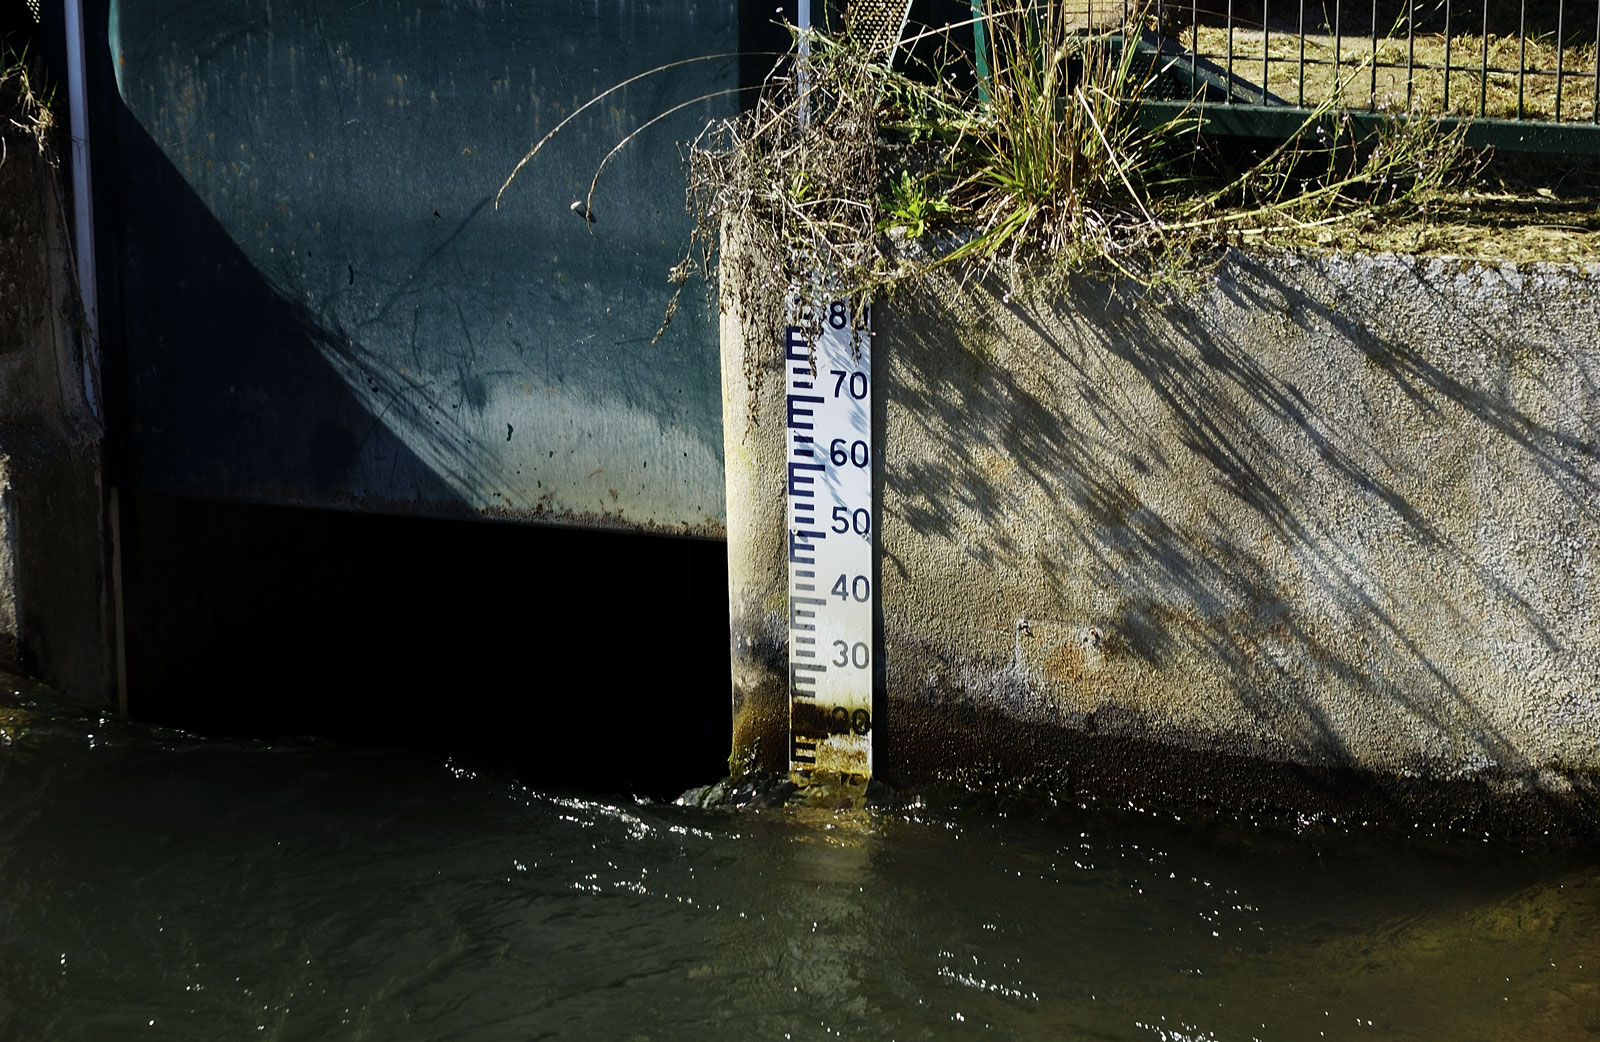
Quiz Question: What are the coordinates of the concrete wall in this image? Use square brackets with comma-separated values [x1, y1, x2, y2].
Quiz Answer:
[723, 242, 1600, 834]
[97, 0, 749, 534]
[0, 122, 115, 705]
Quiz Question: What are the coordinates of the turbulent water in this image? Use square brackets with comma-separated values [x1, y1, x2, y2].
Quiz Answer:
[2, 691, 1597, 1042]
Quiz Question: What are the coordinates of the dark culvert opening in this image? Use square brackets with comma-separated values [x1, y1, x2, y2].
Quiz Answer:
[120, 494, 731, 799]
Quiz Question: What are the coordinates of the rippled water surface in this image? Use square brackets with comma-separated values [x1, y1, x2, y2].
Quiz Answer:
[2, 693, 1597, 1041]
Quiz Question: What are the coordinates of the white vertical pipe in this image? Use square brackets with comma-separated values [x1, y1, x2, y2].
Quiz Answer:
[64, 0, 123, 720]
[63, 0, 102, 421]
[797, 0, 811, 128]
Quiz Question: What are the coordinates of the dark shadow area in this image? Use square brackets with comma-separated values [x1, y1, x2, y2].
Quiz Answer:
[1222, 0, 1593, 39]
[742, 4, 796, 105]
[898, 0, 985, 93]
[122, 493, 731, 798]
[0, 7, 41, 50]
[882, 694, 1600, 847]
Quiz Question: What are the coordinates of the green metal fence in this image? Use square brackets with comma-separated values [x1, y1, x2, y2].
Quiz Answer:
[956, 0, 1600, 151]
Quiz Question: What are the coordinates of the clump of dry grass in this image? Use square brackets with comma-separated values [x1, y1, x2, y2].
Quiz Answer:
[1, 42, 56, 162]
[926, 2, 1183, 284]
[682, 28, 889, 318]
[674, 5, 1476, 307]
[501, 5, 1485, 316]
[676, 6, 1205, 307]
[1174, 79, 1477, 243]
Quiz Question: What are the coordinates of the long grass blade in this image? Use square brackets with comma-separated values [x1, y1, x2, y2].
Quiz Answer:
[496, 51, 761, 209]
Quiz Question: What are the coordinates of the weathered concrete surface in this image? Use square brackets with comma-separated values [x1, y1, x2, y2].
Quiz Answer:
[0, 122, 115, 705]
[724, 242, 1600, 836]
[101, 0, 740, 534]
[720, 245, 791, 776]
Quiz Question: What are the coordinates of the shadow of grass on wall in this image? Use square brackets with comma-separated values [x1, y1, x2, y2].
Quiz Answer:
[877, 250, 1600, 792]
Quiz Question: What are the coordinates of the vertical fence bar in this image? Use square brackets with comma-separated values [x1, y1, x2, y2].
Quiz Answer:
[1406, 0, 1415, 108]
[1193, 0, 1200, 94]
[1479, 0, 1489, 116]
[1593, 0, 1599, 122]
[1442, 0, 1452, 110]
[1263, 0, 1271, 101]
[1298, 0, 1307, 104]
[1517, 0, 1527, 118]
[1555, 0, 1566, 120]
[1226, 0, 1235, 102]
[1370, 0, 1378, 105]
[1334, 0, 1342, 94]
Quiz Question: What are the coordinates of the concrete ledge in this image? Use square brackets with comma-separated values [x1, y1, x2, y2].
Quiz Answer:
[720, 241, 793, 775]
[722, 240, 1600, 837]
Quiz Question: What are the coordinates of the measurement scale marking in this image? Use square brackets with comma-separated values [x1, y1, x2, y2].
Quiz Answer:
[785, 295, 873, 779]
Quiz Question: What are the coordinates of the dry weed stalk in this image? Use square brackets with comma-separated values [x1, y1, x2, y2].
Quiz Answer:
[677, 9, 1184, 312]
[0, 43, 56, 163]
[683, 28, 890, 323]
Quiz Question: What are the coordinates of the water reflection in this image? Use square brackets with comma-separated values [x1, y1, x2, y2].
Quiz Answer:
[0, 687, 1596, 1041]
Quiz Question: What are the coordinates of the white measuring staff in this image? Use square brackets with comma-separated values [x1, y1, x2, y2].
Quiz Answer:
[785, 2, 879, 779]
[785, 298, 873, 777]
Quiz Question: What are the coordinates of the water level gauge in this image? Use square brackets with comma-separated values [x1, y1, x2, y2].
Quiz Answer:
[785, 296, 873, 779]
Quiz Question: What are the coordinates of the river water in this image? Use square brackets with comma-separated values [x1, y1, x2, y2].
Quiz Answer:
[2, 687, 1597, 1042]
